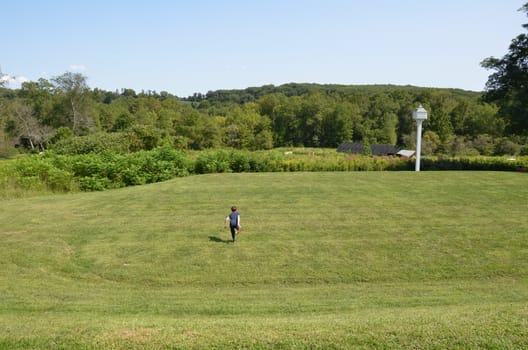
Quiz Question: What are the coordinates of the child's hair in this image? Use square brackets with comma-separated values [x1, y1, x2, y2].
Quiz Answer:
[231, 206, 237, 211]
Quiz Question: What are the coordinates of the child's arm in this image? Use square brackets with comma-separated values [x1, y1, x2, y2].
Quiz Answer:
[224, 216, 229, 228]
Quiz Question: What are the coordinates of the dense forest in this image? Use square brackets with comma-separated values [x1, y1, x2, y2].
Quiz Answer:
[0, 74, 526, 157]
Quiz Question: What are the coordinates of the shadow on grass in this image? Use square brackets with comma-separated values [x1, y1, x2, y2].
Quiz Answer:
[209, 236, 232, 244]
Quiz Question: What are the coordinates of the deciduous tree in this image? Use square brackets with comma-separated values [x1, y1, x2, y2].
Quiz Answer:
[52, 72, 94, 135]
[10, 102, 53, 151]
[481, 3, 528, 135]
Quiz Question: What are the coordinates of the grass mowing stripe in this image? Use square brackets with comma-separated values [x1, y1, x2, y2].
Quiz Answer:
[0, 171, 527, 348]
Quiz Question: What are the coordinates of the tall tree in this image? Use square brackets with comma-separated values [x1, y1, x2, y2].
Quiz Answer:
[320, 101, 359, 148]
[481, 3, 528, 134]
[224, 103, 272, 150]
[299, 92, 325, 147]
[377, 112, 398, 145]
[364, 93, 399, 144]
[52, 72, 94, 135]
[19, 79, 56, 126]
[10, 102, 53, 151]
[426, 92, 457, 142]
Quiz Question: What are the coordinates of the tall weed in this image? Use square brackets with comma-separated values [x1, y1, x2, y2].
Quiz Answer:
[0, 148, 526, 197]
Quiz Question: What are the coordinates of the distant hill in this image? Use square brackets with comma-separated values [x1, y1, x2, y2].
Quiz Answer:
[184, 82, 482, 104]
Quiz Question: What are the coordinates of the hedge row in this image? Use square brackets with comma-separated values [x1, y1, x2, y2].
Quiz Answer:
[0, 148, 526, 196]
[420, 157, 527, 171]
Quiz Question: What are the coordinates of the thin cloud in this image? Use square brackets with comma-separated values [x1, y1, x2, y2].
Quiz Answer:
[0, 74, 29, 86]
[68, 64, 87, 72]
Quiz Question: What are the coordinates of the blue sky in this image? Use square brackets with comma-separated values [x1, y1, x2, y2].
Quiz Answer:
[2, 0, 526, 96]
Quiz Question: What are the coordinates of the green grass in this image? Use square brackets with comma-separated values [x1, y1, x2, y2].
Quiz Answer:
[1, 171, 527, 349]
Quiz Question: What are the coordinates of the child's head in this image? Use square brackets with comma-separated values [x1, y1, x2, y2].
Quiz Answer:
[231, 206, 237, 212]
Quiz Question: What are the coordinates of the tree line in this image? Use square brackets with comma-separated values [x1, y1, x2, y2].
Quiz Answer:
[0, 77, 525, 157]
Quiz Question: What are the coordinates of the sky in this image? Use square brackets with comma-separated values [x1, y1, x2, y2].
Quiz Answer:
[1, 0, 527, 97]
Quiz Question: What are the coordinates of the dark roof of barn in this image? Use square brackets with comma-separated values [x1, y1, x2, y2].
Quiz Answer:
[336, 142, 400, 156]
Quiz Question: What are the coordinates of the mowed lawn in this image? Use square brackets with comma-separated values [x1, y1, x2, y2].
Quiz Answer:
[0, 172, 527, 349]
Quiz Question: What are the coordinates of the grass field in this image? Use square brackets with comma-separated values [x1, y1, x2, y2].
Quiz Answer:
[1, 171, 527, 349]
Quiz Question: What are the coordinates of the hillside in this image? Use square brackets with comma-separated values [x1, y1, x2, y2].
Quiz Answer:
[1, 172, 527, 349]
[186, 82, 483, 104]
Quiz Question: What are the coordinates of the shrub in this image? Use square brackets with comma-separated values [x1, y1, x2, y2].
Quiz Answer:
[128, 125, 163, 151]
[194, 150, 232, 174]
[472, 134, 495, 156]
[421, 156, 527, 171]
[50, 132, 132, 155]
[68, 147, 191, 189]
[152, 145, 191, 176]
[79, 175, 113, 191]
[495, 139, 521, 156]
[2, 148, 527, 197]
[228, 151, 252, 172]
[5, 155, 76, 193]
[0, 147, 193, 193]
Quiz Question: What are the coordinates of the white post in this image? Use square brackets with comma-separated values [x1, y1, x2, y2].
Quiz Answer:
[412, 105, 427, 172]
[415, 119, 423, 172]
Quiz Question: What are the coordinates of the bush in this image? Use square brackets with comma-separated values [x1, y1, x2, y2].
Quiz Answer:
[0, 147, 193, 194]
[2, 148, 527, 197]
[421, 156, 527, 171]
[194, 150, 232, 174]
[5, 155, 76, 193]
[228, 151, 252, 172]
[69, 147, 191, 189]
[472, 134, 495, 156]
[495, 139, 521, 156]
[79, 175, 114, 191]
[50, 132, 132, 155]
[127, 125, 163, 151]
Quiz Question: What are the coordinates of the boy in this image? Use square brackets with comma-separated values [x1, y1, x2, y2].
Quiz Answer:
[224, 206, 241, 242]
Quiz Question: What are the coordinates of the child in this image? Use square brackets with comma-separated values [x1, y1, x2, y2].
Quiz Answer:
[224, 206, 241, 242]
